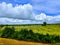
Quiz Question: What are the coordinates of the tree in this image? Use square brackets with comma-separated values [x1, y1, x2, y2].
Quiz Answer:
[42, 22, 47, 26]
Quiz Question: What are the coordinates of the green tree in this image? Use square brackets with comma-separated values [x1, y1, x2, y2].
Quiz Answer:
[42, 22, 47, 26]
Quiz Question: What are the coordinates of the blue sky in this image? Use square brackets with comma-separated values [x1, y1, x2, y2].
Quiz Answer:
[0, 0, 60, 24]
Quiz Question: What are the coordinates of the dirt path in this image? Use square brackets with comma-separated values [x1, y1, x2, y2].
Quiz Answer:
[0, 38, 52, 45]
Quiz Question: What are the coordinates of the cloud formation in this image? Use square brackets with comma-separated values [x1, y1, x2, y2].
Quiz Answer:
[0, 2, 34, 20]
[0, 2, 60, 24]
[0, 13, 60, 24]
[0, 0, 60, 15]
[35, 13, 60, 23]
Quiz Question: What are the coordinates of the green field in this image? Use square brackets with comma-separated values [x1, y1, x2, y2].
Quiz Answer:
[0, 24, 60, 36]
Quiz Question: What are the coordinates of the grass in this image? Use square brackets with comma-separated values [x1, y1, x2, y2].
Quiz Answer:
[0, 24, 60, 45]
[0, 24, 60, 35]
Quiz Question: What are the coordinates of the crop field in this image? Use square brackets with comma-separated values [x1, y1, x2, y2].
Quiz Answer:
[0, 38, 60, 45]
[0, 38, 52, 45]
[0, 24, 60, 45]
[0, 24, 60, 36]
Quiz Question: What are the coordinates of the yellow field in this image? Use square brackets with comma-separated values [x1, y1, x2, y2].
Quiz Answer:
[1, 24, 60, 35]
[0, 38, 60, 45]
[0, 38, 52, 45]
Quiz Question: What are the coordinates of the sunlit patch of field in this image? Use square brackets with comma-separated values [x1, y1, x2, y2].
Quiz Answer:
[0, 38, 51, 45]
[0, 24, 60, 35]
[16, 24, 60, 35]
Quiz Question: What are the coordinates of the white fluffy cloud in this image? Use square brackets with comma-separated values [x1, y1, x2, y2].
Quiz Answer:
[0, 2, 60, 24]
[0, 13, 60, 24]
[0, 2, 34, 20]
[35, 13, 60, 23]
[0, 18, 42, 24]
[35, 13, 46, 21]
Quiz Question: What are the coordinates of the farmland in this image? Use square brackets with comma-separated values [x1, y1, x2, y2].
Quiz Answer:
[15, 24, 60, 35]
[0, 38, 60, 45]
[0, 24, 60, 45]
[0, 24, 60, 35]
[0, 38, 51, 45]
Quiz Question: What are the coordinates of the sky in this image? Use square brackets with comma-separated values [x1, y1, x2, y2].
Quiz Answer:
[0, 0, 60, 24]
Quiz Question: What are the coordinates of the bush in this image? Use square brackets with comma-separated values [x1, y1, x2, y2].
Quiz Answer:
[1, 27, 15, 38]
[0, 25, 4, 28]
